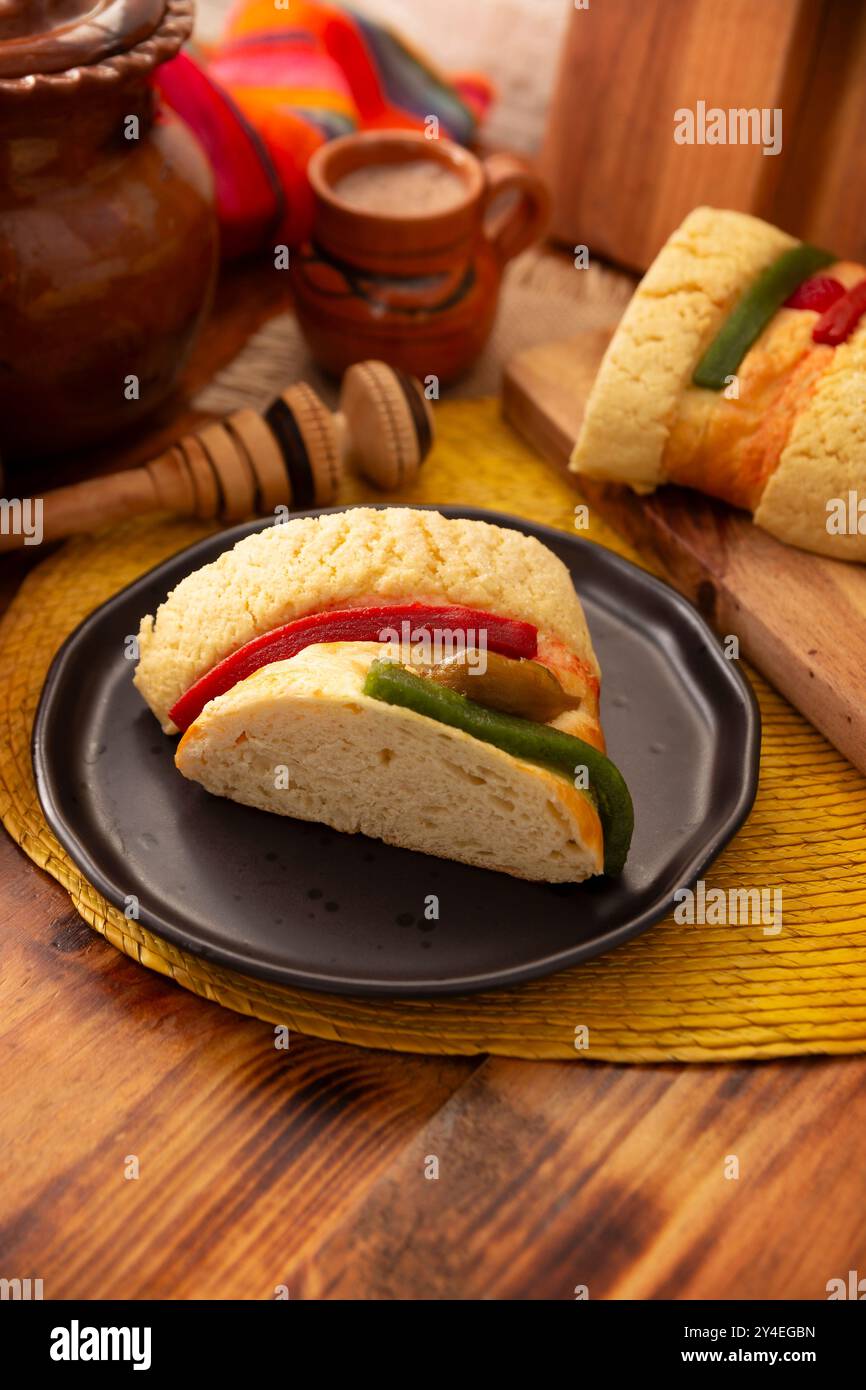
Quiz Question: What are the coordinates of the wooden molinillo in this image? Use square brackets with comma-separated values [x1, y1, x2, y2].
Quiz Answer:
[0, 361, 433, 552]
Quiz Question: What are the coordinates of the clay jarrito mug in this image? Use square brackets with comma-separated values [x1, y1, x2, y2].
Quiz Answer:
[290, 130, 550, 385]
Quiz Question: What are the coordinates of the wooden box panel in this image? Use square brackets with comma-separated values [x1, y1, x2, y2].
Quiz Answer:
[540, 0, 864, 271]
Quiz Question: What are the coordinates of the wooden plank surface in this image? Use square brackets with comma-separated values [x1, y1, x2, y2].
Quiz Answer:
[503, 330, 866, 778]
[286, 1055, 866, 1301]
[0, 833, 480, 1299]
[3, 826, 865, 1300]
[2, 259, 865, 1301]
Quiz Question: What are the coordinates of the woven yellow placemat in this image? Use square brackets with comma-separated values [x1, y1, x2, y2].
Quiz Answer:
[3, 400, 866, 1061]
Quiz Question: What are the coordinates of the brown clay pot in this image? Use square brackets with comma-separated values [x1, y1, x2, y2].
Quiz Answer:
[291, 131, 550, 385]
[0, 1, 218, 460]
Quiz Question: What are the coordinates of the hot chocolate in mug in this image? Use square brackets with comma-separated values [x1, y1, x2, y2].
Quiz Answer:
[291, 130, 550, 384]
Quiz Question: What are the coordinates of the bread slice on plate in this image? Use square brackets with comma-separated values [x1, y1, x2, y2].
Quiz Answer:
[135, 507, 633, 882]
[175, 641, 604, 883]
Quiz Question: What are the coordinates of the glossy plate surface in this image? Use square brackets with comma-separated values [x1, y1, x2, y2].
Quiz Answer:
[33, 506, 760, 997]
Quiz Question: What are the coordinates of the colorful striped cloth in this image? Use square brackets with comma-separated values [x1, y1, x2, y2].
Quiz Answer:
[155, 1, 493, 256]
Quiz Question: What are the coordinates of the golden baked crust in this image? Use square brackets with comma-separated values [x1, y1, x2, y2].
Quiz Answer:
[660, 260, 864, 518]
[661, 308, 831, 511]
[570, 207, 796, 490]
[755, 318, 866, 560]
[135, 507, 599, 731]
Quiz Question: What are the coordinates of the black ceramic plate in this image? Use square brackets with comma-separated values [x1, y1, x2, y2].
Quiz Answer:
[33, 506, 760, 998]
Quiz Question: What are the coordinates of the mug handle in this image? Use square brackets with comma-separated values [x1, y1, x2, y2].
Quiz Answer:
[481, 152, 551, 264]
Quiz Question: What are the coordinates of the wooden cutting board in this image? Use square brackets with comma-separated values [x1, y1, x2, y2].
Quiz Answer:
[503, 330, 866, 777]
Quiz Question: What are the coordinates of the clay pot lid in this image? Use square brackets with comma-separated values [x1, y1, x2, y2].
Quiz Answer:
[0, 0, 193, 93]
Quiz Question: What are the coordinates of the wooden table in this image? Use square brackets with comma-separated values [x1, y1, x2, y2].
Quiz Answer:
[2, 262, 864, 1302]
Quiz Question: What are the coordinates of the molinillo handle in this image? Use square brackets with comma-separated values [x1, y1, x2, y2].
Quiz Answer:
[0, 361, 434, 552]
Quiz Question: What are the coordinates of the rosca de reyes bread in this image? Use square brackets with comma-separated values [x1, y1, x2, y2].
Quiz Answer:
[571, 207, 866, 562]
[134, 507, 633, 881]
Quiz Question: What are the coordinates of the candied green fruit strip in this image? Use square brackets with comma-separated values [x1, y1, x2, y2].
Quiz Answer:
[692, 243, 836, 390]
[362, 659, 634, 876]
